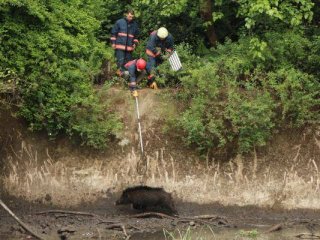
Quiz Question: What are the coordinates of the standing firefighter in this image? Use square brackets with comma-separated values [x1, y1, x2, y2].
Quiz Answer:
[111, 9, 140, 75]
[123, 58, 147, 97]
[145, 27, 174, 89]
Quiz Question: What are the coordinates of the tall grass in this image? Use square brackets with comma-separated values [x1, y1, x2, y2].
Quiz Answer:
[2, 141, 320, 208]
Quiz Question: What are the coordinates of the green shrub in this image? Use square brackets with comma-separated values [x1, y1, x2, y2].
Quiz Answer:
[0, 1, 120, 148]
[68, 86, 122, 149]
[172, 29, 319, 154]
[267, 67, 319, 126]
[226, 88, 275, 152]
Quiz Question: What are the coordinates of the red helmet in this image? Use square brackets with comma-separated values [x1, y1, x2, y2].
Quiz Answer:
[136, 58, 147, 70]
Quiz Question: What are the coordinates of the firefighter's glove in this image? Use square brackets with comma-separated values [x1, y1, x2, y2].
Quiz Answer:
[131, 90, 138, 97]
[116, 69, 122, 77]
[149, 81, 158, 90]
[123, 71, 129, 77]
[147, 76, 155, 86]
[162, 53, 171, 61]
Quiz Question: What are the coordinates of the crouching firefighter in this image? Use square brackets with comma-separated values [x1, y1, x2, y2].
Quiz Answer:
[122, 58, 148, 97]
[145, 27, 174, 89]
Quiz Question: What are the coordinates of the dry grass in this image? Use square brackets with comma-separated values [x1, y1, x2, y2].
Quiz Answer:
[2, 141, 320, 209]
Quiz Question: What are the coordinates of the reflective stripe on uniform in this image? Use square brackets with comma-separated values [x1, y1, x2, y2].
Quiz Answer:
[124, 60, 136, 68]
[118, 32, 134, 38]
[116, 45, 134, 51]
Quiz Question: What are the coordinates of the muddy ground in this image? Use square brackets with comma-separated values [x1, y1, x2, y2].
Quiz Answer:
[1, 190, 320, 240]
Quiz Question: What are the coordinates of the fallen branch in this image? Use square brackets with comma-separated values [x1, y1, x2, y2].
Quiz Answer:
[97, 220, 121, 225]
[36, 210, 103, 220]
[130, 212, 230, 227]
[105, 223, 130, 239]
[0, 199, 49, 240]
[264, 223, 283, 233]
[130, 212, 176, 220]
[295, 233, 320, 239]
[192, 214, 220, 220]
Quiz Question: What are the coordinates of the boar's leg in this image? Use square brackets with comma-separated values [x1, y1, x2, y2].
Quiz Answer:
[132, 203, 146, 210]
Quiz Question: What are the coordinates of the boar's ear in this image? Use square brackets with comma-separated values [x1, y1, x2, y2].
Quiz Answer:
[126, 191, 133, 199]
[124, 190, 130, 197]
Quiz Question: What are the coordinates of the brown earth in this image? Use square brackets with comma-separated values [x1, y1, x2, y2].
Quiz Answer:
[0, 88, 320, 239]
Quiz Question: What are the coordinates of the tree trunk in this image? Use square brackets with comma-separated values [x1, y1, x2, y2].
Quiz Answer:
[199, 0, 218, 46]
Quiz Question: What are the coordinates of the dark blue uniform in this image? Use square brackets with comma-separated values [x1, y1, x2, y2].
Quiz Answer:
[146, 31, 173, 85]
[111, 18, 139, 71]
[145, 31, 174, 83]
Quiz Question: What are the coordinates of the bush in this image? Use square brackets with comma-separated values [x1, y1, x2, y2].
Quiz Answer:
[267, 67, 319, 126]
[172, 29, 320, 154]
[68, 85, 122, 149]
[0, 1, 120, 148]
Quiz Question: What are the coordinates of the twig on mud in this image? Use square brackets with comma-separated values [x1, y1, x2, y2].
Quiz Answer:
[185, 214, 229, 222]
[264, 223, 283, 233]
[98, 220, 141, 232]
[191, 214, 220, 219]
[35, 210, 104, 220]
[295, 233, 320, 239]
[97, 220, 121, 225]
[126, 223, 142, 231]
[130, 212, 230, 227]
[0, 199, 50, 240]
[177, 215, 230, 227]
[172, 217, 212, 226]
[105, 223, 130, 239]
[96, 227, 102, 240]
[130, 212, 176, 220]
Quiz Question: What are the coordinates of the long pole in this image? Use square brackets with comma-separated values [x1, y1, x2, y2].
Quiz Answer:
[134, 96, 144, 155]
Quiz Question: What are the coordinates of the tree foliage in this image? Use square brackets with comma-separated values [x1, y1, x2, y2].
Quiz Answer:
[0, 0, 121, 148]
[0, 0, 319, 154]
[237, 0, 314, 29]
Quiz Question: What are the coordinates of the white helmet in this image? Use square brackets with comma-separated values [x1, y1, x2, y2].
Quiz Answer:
[157, 27, 168, 39]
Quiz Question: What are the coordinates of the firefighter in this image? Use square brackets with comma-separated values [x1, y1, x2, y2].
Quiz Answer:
[111, 9, 140, 76]
[145, 27, 174, 89]
[123, 58, 147, 97]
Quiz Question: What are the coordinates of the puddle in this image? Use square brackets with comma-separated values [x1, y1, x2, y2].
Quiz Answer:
[130, 226, 319, 240]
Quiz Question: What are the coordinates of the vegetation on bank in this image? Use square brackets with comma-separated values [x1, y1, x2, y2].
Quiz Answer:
[0, 0, 319, 153]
